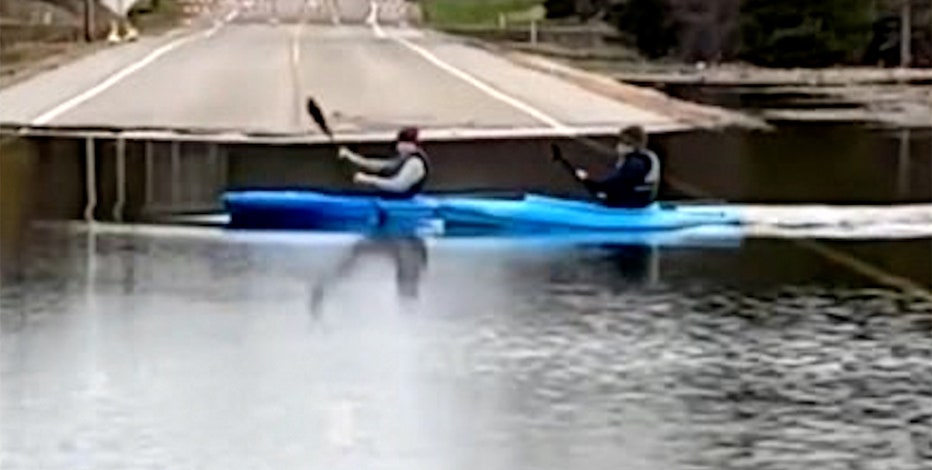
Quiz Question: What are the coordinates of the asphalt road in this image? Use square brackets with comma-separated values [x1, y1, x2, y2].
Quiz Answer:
[0, 0, 676, 138]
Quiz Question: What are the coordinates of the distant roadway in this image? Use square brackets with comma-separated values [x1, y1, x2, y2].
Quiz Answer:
[0, 0, 677, 140]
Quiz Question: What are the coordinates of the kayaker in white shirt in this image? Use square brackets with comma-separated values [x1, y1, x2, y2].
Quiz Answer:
[337, 127, 430, 198]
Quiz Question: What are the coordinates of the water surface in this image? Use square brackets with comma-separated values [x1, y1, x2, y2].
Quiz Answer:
[2, 226, 930, 469]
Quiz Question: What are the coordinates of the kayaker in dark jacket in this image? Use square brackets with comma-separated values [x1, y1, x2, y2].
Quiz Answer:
[337, 127, 430, 198]
[574, 125, 661, 208]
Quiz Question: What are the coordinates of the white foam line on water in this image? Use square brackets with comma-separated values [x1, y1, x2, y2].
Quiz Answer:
[740, 204, 932, 230]
[31, 11, 239, 125]
[747, 225, 932, 240]
[32, 220, 365, 245]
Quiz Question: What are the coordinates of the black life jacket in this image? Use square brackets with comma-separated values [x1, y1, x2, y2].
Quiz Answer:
[622, 149, 661, 199]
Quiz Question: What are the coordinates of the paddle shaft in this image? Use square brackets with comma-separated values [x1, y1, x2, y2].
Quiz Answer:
[550, 143, 584, 181]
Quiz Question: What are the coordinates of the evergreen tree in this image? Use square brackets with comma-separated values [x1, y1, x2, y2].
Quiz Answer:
[544, 0, 577, 19]
[739, 0, 876, 67]
[610, 0, 678, 59]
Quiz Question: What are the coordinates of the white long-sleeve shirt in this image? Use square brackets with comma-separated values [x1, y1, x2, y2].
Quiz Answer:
[355, 157, 426, 193]
[343, 148, 426, 193]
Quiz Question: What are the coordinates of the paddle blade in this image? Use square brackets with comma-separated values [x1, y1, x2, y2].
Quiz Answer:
[549, 142, 579, 179]
[550, 143, 562, 162]
[305, 97, 332, 136]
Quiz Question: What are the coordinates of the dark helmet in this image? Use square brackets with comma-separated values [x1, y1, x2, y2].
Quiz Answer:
[396, 127, 420, 144]
[619, 125, 648, 148]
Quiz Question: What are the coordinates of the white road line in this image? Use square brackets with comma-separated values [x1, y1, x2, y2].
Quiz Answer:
[392, 35, 572, 132]
[31, 37, 195, 124]
[31, 11, 239, 125]
[370, 12, 573, 135]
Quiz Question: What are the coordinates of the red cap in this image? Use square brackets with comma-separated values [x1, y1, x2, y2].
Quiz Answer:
[397, 127, 420, 143]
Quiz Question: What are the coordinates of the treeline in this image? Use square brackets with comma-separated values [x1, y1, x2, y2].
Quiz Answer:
[544, 0, 932, 67]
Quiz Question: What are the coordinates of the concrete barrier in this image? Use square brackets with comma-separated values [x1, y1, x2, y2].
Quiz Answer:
[0, 131, 633, 224]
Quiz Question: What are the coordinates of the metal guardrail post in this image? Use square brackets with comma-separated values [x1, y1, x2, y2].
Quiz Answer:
[84, 137, 97, 222]
[113, 137, 126, 222]
[898, 129, 911, 198]
[208, 143, 220, 202]
[84, 0, 94, 42]
[144, 141, 154, 208]
[170, 140, 181, 205]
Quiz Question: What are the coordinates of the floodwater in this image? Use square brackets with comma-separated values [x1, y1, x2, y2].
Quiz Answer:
[657, 124, 932, 204]
[1, 225, 931, 470]
[2, 122, 932, 469]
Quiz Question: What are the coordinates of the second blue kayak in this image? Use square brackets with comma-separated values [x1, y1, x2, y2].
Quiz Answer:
[436, 194, 740, 231]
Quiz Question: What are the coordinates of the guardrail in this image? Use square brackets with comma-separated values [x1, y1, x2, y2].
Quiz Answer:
[0, 127, 628, 224]
[438, 23, 618, 48]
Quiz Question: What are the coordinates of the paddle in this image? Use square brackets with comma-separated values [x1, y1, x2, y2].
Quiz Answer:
[551, 141, 627, 205]
[550, 143, 583, 181]
[305, 96, 333, 139]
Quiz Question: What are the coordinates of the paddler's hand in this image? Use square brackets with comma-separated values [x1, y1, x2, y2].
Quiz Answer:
[337, 146, 353, 161]
[352, 172, 370, 185]
[575, 169, 589, 180]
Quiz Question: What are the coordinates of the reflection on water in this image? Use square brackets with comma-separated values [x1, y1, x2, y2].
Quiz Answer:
[310, 234, 429, 319]
[2, 226, 931, 469]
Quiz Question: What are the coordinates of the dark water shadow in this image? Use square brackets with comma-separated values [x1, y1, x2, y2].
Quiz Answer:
[657, 124, 932, 204]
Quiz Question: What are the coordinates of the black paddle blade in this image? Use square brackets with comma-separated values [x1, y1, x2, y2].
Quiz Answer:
[550, 142, 580, 179]
[550, 143, 562, 162]
[305, 97, 332, 136]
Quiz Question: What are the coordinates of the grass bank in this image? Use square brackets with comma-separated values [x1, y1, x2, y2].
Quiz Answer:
[423, 0, 543, 26]
[129, 0, 186, 34]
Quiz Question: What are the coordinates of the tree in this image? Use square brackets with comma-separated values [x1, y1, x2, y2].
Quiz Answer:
[544, 0, 577, 19]
[739, 0, 876, 67]
[545, 0, 614, 21]
[610, 0, 679, 59]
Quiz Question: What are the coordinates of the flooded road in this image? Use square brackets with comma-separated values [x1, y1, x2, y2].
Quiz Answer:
[2, 225, 931, 469]
[2, 120, 932, 469]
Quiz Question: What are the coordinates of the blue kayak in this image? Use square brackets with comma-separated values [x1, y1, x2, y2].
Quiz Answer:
[436, 194, 740, 232]
[222, 190, 741, 232]
[223, 190, 438, 230]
